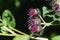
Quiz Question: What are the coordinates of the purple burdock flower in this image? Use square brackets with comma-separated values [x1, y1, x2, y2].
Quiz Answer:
[51, 0, 60, 16]
[52, 4, 59, 11]
[28, 18, 38, 33]
[28, 8, 38, 17]
[30, 25, 40, 33]
[29, 19, 36, 26]
[52, 3, 60, 11]
[28, 8, 42, 33]
[28, 19, 41, 33]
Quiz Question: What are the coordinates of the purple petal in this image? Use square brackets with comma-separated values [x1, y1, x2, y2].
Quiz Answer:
[31, 25, 40, 33]
[28, 8, 37, 17]
[52, 4, 59, 10]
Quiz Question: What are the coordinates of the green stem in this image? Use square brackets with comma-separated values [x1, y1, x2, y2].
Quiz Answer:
[8, 26, 37, 39]
[50, 24, 60, 26]
[9, 25, 29, 36]
[38, 15, 46, 23]
[0, 19, 4, 23]
[0, 33, 20, 36]
[8, 26, 36, 39]
[0, 19, 29, 36]
[3, 26, 17, 34]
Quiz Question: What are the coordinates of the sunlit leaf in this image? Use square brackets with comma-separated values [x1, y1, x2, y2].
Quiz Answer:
[2, 9, 16, 27]
[51, 35, 60, 40]
[13, 36, 30, 40]
[43, 6, 53, 17]
[43, 6, 49, 17]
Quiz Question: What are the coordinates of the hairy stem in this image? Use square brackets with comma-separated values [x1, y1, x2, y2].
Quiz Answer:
[0, 33, 20, 36]
[3, 26, 17, 34]
[38, 15, 46, 23]
[9, 25, 29, 36]
[0, 19, 29, 36]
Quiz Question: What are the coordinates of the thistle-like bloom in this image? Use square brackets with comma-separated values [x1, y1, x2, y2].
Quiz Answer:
[52, 4, 59, 11]
[51, 0, 60, 16]
[28, 18, 41, 33]
[28, 8, 42, 33]
[28, 8, 38, 17]
[52, 4, 60, 11]
[29, 25, 40, 33]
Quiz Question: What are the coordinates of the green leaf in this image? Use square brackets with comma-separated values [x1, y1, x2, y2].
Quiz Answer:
[2, 9, 16, 27]
[43, 6, 49, 17]
[13, 36, 30, 40]
[43, 6, 53, 17]
[15, 0, 20, 8]
[51, 35, 60, 40]
[50, 33, 57, 40]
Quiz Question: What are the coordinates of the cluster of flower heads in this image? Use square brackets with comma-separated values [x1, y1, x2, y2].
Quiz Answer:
[51, 0, 60, 16]
[28, 8, 42, 33]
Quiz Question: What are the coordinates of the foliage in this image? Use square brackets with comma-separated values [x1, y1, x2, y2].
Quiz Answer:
[13, 36, 29, 40]
[51, 35, 60, 40]
[2, 9, 16, 27]
[1, 9, 16, 33]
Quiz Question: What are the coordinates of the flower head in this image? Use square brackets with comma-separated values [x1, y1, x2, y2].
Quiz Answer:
[51, 0, 60, 16]
[31, 25, 40, 33]
[52, 4, 59, 10]
[28, 8, 38, 17]
[52, 0, 60, 11]
[52, 4, 60, 11]
[29, 23, 41, 33]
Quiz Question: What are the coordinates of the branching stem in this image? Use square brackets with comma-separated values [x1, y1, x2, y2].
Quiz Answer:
[38, 15, 46, 23]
